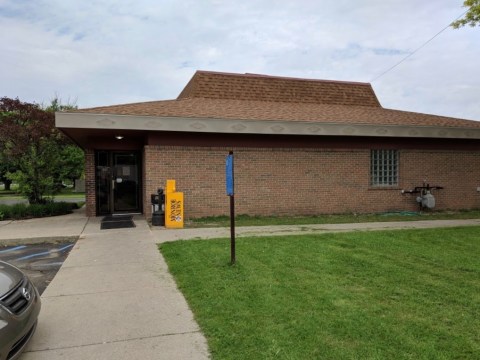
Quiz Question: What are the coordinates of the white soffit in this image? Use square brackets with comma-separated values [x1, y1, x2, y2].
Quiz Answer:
[55, 112, 480, 139]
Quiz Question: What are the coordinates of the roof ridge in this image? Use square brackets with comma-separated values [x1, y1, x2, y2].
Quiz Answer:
[195, 70, 373, 87]
[177, 70, 382, 107]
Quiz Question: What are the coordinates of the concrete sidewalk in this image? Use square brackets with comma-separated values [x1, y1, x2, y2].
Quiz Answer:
[151, 218, 480, 242]
[0, 207, 89, 245]
[4, 213, 209, 360]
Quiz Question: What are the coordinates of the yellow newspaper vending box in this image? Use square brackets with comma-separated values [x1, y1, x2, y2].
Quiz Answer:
[165, 179, 176, 194]
[165, 180, 184, 228]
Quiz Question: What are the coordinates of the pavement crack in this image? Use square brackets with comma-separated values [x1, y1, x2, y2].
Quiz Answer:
[80, 216, 90, 236]
[0, 220, 13, 227]
[24, 330, 203, 353]
[42, 286, 174, 298]
[61, 260, 149, 269]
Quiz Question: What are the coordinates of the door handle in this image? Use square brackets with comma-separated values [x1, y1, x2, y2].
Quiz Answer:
[112, 179, 115, 190]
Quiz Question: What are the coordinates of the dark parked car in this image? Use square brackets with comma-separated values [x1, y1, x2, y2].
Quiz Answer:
[0, 261, 41, 360]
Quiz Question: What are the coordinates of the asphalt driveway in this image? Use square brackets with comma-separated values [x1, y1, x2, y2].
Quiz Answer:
[0, 242, 75, 294]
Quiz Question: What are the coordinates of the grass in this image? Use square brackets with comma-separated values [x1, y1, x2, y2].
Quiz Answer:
[0, 183, 19, 191]
[54, 192, 86, 198]
[0, 188, 85, 200]
[186, 210, 480, 228]
[160, 227, 480, 359]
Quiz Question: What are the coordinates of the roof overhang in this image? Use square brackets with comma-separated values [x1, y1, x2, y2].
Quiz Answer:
[56, 112, 480, 147]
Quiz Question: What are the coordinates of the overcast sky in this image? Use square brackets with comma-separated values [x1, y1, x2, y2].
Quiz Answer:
[1, 0, 479, 120]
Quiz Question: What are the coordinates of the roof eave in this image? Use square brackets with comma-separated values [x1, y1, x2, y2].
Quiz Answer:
[55, 112, 480, 140]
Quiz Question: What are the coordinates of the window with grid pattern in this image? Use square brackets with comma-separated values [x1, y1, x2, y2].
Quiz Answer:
[371, 149, 398, 186]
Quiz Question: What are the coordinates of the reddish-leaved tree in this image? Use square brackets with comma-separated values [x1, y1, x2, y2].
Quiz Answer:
[0, 97, 64, 203]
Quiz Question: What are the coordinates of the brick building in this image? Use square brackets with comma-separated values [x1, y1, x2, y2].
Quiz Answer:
[56, 71, 480, 219]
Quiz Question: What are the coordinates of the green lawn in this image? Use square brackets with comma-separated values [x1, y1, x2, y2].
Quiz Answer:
[160, 227, 480, 359]
[0, 189, 85, 201]
[186, 210, 480, 228]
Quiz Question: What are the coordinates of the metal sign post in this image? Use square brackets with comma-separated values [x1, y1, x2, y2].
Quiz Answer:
[226, 151, 235, 265]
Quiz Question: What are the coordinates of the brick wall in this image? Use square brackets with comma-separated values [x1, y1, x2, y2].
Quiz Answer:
[142, 145, 480, 219]
[400, 150, 480, 210]
[85, 149, 96, 217]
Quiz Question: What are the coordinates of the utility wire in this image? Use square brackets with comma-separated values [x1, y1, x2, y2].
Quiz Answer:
[370, 10, 468, 82]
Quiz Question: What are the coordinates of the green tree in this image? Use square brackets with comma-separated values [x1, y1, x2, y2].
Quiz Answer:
[44, 95, 78, 112]
[452, 0, 480, 28]
[0, 97, 84, 204]
[44, 96, 85, 185]
[58, 144, 85, 183]
[0, 154, 15, 191]
[1, 97, 59, 203]
[7, 137, 64, 203]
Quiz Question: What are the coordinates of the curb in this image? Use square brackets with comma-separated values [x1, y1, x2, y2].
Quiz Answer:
[0, 236, 79, 247]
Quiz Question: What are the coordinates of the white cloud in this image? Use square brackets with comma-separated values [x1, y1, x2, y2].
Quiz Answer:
[0, 0, 478, 120]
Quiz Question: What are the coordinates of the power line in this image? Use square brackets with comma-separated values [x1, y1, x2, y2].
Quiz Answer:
[370, 10, 468, 82]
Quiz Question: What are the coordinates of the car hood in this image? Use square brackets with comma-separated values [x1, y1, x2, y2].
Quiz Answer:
[0, 261, 23, 297]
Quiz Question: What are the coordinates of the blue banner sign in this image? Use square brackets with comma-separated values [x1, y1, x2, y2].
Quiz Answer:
[226, 153, 234, 196]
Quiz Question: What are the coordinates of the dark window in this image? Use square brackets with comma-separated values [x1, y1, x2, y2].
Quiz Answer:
[371, 149, 398, 186]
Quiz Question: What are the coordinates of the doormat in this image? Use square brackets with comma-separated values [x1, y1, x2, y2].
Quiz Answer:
[101, 215, 136, 230]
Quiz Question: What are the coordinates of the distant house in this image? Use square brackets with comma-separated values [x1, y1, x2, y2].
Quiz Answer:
[56, 70, 480, 219]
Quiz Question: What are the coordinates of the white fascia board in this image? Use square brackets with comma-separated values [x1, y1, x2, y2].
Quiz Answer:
[55, 112, 480, 139]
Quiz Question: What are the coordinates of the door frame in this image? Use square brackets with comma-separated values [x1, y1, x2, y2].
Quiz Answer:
[95, 150, 143, 215]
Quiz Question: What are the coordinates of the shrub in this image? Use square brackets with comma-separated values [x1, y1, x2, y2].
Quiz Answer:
[44, 201, 74, 216]
[9, 204, 29, 219]
[0, 204, 10, 220]
[0, 202, 75, 220]
[28, 204, 49, 217]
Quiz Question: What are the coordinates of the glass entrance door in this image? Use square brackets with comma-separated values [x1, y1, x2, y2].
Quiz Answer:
[95, 151, 141, 215]
[112, 153, 139, 212]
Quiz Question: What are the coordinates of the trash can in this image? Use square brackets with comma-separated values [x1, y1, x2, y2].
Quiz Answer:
[151, 188, 165, 226]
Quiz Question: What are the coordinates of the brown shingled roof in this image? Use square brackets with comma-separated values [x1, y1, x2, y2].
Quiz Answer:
[177, 70, 381, 107]
[80, 97, 480, 129]
[77, 70, 480, 130]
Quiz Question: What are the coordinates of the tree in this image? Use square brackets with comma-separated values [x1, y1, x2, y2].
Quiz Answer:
[452, 0, 480, 28]
[44, 95, 78, 112]
[7, 137, 64, 203]
[0, 97, 84, 204]
[0, 97, 56, 158]
[1, 97, 60, 203]
[58, 144, 85, 183]
[44, 96, 85, 185]
[0, 151, 16, 191]
[0, 154, 15, 191]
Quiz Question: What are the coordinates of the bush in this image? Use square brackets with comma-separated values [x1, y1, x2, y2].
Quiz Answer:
[8, 204, 29, 219]
[0, 205, 9, 220]
[28, 204, 49, 217]
[44, 201, 74, 216]
[0, 202, 76, 220]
